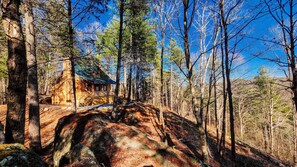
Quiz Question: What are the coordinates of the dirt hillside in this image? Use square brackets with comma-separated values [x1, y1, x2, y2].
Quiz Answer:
[0, 103, 290, 166]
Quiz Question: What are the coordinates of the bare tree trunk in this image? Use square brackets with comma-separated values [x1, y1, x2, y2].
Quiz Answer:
[152, 68, 155, 105]
[67, 0, 77, 112]
[213, 61, 219, 146]
[182, 0, 208, 162]
[287, 1, 297, 162]
[276, 128, 280, 158]
[123, 63, 127, 98]
[205, 68, 213, 135]
[166, 81, 169, 107]
[160, 32, 165, 107]
[176, 86, 181, 115]
[219, 0, 236, 164]
[114, 0, 124, 107]
[269, 86, 274, 154]
[238, 102, 243, 139]
[263, 124, 269, 151]
[127, 62, 132, 102]
[170, 63, 173, 110]
[127, 34, 133, 102]
[24, 0, 42, 152]
[219, 26, 226, 154]
[293, 85, 297, 166]
[159, 32, 166, 141]
[159, 31, 165, 138]
[265, 0, 297, 164]
[2, 0, 27, 144]
[135, 68, 139, 100]
[0, 78, 7, 104]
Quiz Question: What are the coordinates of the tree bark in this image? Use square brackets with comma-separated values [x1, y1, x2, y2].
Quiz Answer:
[269, 86, 274, 154]
[219, 24, 226, 154]
[127, 62, 132, 102]
[136, 55, 140, 101]
[114, 0, 124, 107]
[123, 63, 127, 98]
[2, 0, 27, 144]
[159, 31, 165, 141]
[170, 63, 173, 110]
[219, 0, 236, 165]
[160, 31, 165, 107]
[238, 98, 244, 139]
[288, 0, 297, 164]
[213, 58, 219, 146]
[67, 0, 77, 112]
[205, 68, 212, 135]
[182, 0, 208, 162]
[127, 34, 133, 102]
[265, 0, 297, 164]
[24, 0, 42, 152]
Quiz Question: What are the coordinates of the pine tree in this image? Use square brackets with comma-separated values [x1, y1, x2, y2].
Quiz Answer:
[2, 0, 27, 143]
[24, 0, 42, 152]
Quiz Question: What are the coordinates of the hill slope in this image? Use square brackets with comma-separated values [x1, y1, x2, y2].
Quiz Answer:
[0, 103, 289, 166]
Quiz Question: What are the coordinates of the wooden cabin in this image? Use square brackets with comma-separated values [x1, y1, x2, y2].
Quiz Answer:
[51, 60, 115, 106]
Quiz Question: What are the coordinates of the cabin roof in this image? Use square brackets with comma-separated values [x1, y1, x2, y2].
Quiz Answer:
[75, 64, 116, 84]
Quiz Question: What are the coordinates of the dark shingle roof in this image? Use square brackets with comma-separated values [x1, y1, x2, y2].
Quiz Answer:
[75, 64, 115, 84]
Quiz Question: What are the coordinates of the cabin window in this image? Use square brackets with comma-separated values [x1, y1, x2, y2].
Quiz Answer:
[103, 85, 107, 91]
[87, 83, 92, 91]
[95, 85, 100, 91]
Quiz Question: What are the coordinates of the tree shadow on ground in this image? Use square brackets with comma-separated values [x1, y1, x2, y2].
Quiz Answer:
[43, 102, 289, 167]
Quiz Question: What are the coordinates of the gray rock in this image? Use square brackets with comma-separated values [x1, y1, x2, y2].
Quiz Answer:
[0, 143, 47, 167]
[53, 113, 109, 167]
[0, 121, 5, 144]
[67, 144, 99, 167]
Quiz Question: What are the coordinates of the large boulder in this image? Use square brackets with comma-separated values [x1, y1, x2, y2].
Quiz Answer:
[0, 143, 47, 167]
[53, 112, 110, 167]
[53, 109, 198, 167]
[59, 144, 99, 167]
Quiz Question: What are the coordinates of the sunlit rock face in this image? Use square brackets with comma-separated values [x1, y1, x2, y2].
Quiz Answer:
[53, 112, 110, 167]
[52, 104, 198, 167]
[59, 144, 99, 167]
[0, 143, 47, 167]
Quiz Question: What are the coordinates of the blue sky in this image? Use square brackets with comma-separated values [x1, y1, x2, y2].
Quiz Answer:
[73, 0, 292, 80]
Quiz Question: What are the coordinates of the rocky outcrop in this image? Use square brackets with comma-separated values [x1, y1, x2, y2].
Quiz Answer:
[53, 112, 110, 167]
[0, 143, 47, 167]
[59, 144, 99, 167]
[52, 108, 198, 167]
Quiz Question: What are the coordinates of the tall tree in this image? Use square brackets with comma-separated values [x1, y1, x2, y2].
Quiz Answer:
[219, 0, 236, 165]
[180, 0, 209, 162]
[114, 0, 124, 106]
[125, 0, 157, 101]
[254, 67, 275, 153]
[1, 0, 27, 143]
[264, 0, 297, 165]
[0, 20, 8, 105]
[67, 0, 77, 112]
[152, 0, 176, 108]
[152, 0, 176, 144]
[24, 0, 42, 152]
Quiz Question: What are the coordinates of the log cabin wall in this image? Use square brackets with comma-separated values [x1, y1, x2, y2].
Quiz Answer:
[51, 60, 114, 106]
[52, 77, 114, 106]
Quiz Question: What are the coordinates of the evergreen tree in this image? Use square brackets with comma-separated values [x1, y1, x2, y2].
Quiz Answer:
[97, 4, 157, 102]
[2, 0, 27, 143]
[24, 0, 42, 152]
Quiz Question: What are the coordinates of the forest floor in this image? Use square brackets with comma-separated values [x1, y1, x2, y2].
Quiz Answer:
[0, 103, 291, 167]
